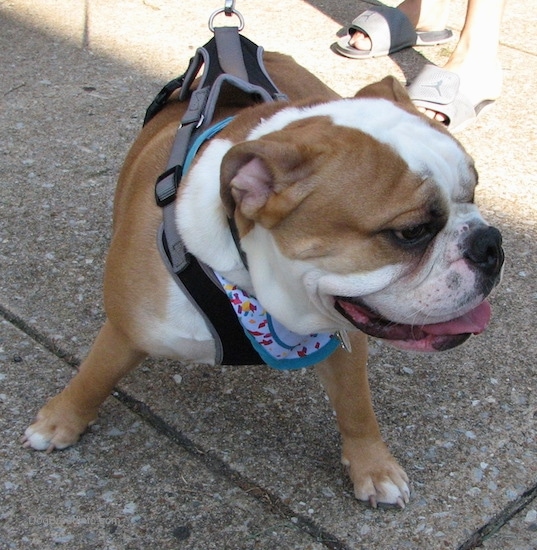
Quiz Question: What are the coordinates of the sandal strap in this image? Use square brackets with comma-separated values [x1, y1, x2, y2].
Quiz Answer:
[348, 6, 416, 53]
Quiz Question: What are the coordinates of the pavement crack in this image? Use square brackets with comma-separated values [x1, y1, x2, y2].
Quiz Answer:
[0, 303, 79, 367]
[457, 482, 537, 549]
[113, 388, 352, 550]
[3, 82, 26, 96]
[1, 302, 350, 550]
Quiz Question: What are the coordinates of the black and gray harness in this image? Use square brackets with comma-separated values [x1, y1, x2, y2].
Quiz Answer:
[145, 16, 289, 366]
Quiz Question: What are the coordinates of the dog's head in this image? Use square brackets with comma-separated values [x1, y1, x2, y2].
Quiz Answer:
[220, 77, 504, 352]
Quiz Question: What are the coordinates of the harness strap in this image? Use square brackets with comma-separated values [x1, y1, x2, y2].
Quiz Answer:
[214, 26, 249, 81]
[158, 116, 234, 274]
[157, 227, 263, 365]
[151, 26, 288, 365]
[143, 76, 185, 127]
[145, 30, 286, 127]
[156, 27, 288, 276]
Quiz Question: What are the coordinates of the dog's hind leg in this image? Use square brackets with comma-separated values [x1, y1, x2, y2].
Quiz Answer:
[22, 319, 146, 452]
[316, 331, 410, 508]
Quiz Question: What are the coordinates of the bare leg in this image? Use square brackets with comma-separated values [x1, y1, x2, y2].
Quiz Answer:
[316, 332, 410, 507]
[23, 320, 146, 451]
[420, 0, 506, 122]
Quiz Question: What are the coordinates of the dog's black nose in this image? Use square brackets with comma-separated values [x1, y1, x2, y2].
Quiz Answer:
[464, 226, 504, 276]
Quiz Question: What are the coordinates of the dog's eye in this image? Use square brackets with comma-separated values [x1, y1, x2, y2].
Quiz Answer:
[392, 224, 432, 246]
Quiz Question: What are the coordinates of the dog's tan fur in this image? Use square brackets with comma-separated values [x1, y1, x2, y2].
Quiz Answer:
[25, 53, 493, 508]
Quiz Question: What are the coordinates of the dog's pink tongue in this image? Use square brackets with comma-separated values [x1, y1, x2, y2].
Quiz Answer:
[423, 301, 491, 336]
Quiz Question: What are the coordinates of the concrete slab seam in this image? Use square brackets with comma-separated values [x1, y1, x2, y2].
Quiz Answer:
[0, 301, 350, 549]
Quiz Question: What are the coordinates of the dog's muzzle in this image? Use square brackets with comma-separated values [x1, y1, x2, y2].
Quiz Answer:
[335, 224, 504, 353]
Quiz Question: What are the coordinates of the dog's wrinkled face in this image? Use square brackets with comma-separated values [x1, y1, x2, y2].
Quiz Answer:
[220, 80, 504, 352]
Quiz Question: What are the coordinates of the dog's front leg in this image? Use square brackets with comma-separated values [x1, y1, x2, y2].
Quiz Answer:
[23, 319, 146, 452]
[316, 331, 410, 508]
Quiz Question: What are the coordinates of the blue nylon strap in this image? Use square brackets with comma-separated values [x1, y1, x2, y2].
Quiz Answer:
[182, 116, 235, 174]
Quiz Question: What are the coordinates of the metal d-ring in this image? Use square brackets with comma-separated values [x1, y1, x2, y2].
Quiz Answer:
[208, 2, 245, 32]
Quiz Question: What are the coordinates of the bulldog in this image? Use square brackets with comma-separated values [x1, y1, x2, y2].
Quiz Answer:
[22, 52, 503, 508]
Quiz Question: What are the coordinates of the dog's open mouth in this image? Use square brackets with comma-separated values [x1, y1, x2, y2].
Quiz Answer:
[335, 298, 491, 351]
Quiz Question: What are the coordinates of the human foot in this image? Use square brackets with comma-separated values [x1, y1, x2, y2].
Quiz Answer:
[419, 54, 502, 122]
[408, 61, 502, 131]
[347, 0, 450, 54]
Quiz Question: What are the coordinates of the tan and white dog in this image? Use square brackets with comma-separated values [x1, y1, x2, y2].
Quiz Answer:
[23, 53, 503, 508]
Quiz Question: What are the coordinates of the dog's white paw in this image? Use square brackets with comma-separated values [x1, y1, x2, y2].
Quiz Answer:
[342, 442, 410, 508]
[21, 425, 71, 453]
[21, 396, 94, 452]
[350, 467, 410, 509]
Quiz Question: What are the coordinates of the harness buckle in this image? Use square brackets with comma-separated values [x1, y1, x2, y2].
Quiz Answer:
[143, 75, 185, 126]
[155, 164, 183, 207]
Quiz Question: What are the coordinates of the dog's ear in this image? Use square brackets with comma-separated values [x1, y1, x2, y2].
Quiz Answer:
[220, 148, 274, 219]
[354, 76, 414, 109]
[220, 139, 316, 227]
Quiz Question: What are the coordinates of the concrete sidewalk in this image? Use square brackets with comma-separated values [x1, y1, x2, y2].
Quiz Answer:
[1, 0, 536, 548]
